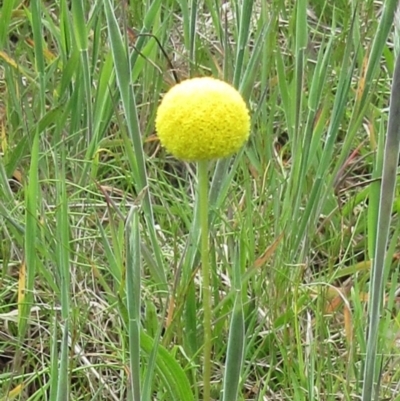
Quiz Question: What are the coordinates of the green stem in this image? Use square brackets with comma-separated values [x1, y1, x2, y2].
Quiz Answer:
[198, 160, 211, 401]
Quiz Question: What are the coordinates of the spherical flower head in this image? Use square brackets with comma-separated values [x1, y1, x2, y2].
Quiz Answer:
[155, 77, 250, 161]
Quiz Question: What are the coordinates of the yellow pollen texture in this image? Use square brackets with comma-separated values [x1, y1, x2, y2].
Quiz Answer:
[155, 77, 250, 161]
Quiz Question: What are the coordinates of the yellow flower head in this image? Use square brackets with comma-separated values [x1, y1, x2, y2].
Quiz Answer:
[155, 77, 250, 161]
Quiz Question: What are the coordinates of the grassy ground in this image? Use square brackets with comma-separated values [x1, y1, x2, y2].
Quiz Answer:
[1, 0, 400, 400]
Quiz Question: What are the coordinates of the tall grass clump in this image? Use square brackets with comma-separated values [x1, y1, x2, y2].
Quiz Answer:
[1, 0, 400, 400]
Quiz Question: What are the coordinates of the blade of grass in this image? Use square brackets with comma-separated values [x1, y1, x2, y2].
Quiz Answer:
[19, 113, 40, 348]
[222, 295, 244, 401]
[55, 136, 71, 320]
[53, 113, 72, 399]
[232, 0, 254, 87]
[129, 0, 163, 68]
[140, 331, 195, 401]
[55, 321, 70, 401]
[294, 0, 307, 143]
[126, 207, 142, 401]
[368, 117, 386, 258]
[71, 0, 93, 144]
[0, 0, 14, 48]
[222, 235, 246, 401]
[358, 0, 398, 113]
[361, 39, 400, 401]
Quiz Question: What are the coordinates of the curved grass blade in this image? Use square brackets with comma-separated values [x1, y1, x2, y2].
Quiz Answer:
[140, 331, 195, 401]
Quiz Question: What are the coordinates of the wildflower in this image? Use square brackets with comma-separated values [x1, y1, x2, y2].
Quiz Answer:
[155, 77, 250, 161]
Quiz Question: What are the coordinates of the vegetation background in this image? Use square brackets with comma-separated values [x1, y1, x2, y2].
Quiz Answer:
[1, 0, 400, 400]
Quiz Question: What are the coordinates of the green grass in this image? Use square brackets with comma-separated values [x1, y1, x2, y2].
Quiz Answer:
[1, 0, 400, 400]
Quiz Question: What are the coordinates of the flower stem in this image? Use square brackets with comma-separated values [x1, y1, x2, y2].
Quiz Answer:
[198, 160, 211, 401]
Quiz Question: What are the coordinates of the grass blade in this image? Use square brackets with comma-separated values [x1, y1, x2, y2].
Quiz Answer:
[126, 207, 142, 401]
[361, 38, 400, 401]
